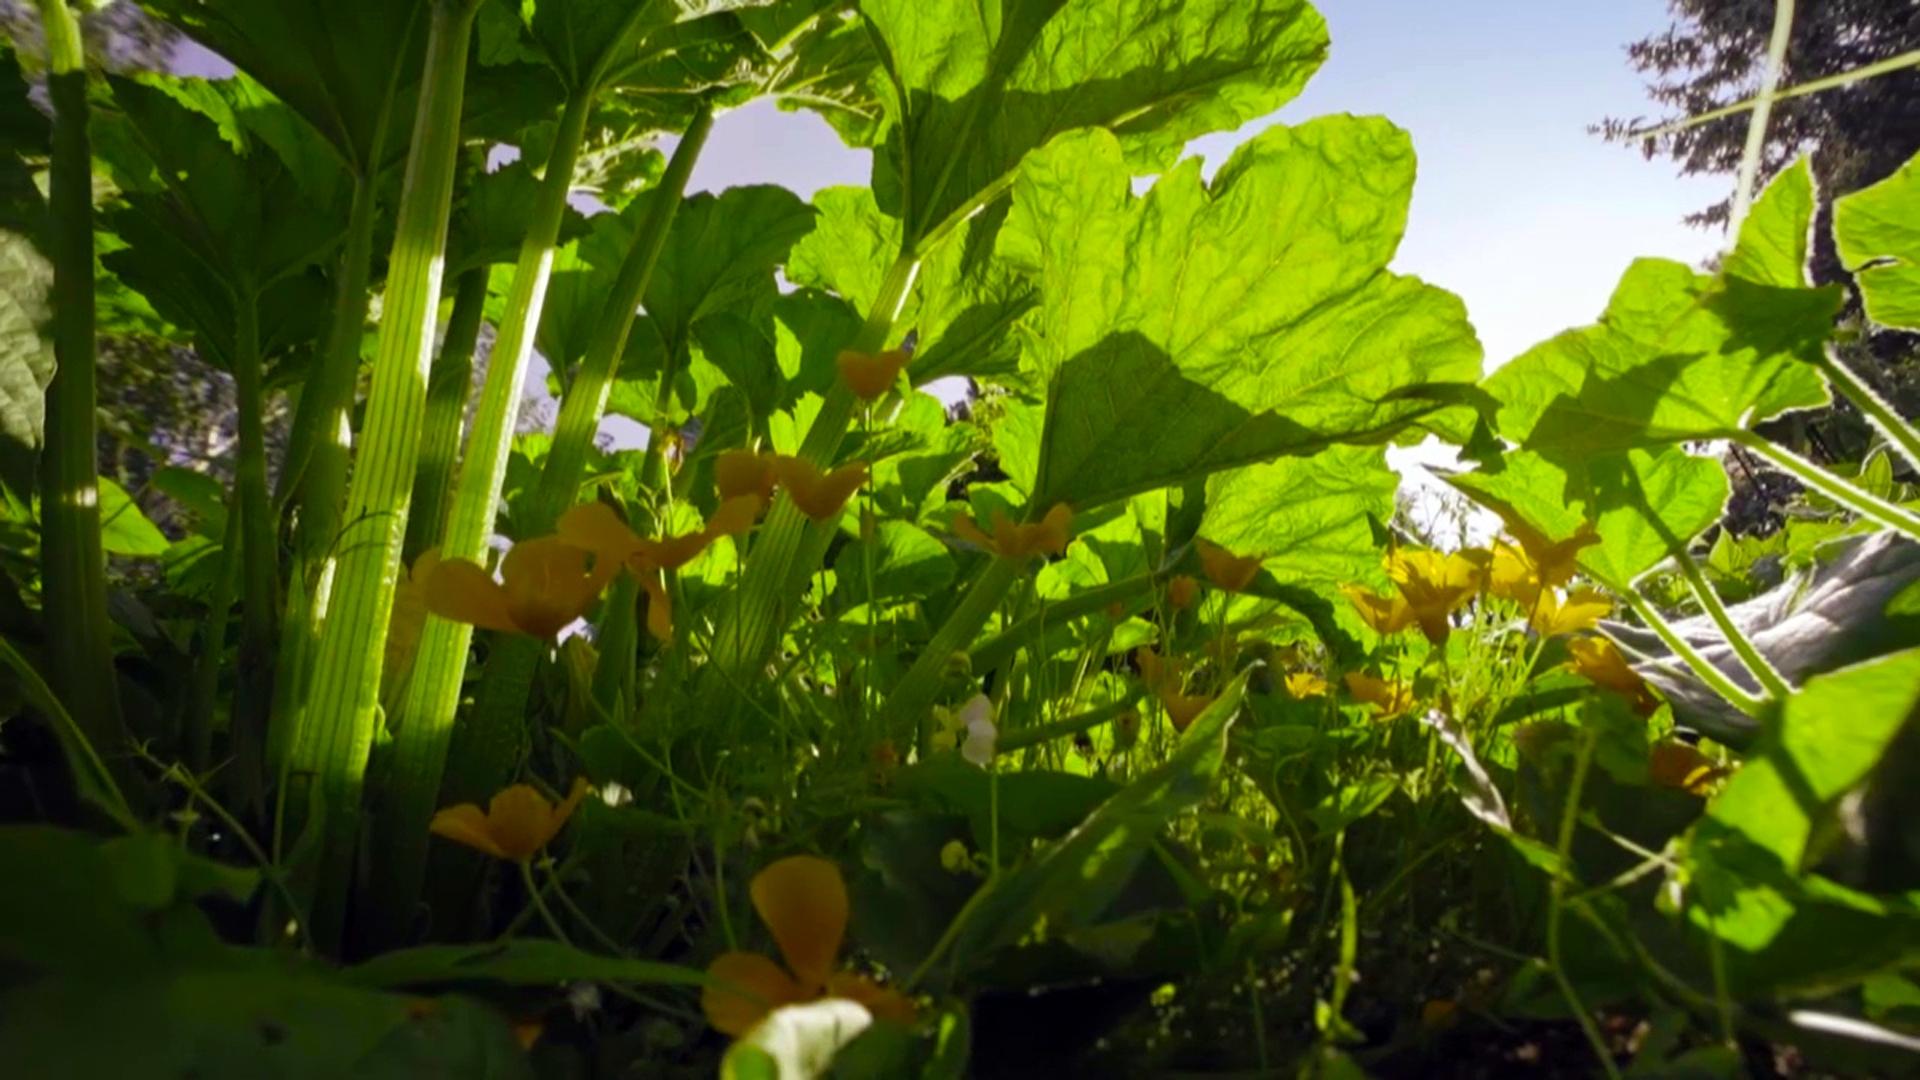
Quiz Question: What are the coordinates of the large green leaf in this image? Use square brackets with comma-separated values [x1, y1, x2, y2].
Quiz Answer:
[633, 184, 815, 366]
[833, 519, 956, 607]
[952, 675, 1247, 960]
[1836, 149, 1920, 331]
[1724, 158, 1818, 289]
[862, 0, 1329, 245]
[144, 0, 424, 175]
[0, 230, 52, 496]
[1483, 256, 1836, 453]
[1200, 445, 1398, 596]
[1003, 123, 1481, 508]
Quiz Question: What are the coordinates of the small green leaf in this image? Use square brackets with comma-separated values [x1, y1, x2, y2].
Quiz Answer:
[97, 477, 169, 557]
[1725, 158, 1817, 288]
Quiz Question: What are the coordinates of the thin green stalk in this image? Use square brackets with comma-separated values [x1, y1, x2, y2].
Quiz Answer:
[403, 264, 488, 563]
[441, 106, 716, 810]
[229, 287, 280, 806]
[1631, 51, 1920, 141]
[1815, 349, 1920, 475]
[185, 505, 242, 774]
[970, 570, 1161, 672]
[873, 557, 1022, 744]
[1668, 544, 1791, 701]
[699, 253, 920, 706]
[1727, 0, 1795, 234]
[1619, 587, 1768, 719]
[283, 0, 481, 954]
[992, 695, 1139, 755]
[33, 0, 136, 800]
[1546, 728, 1623, 1080]
[1737, 434, 1920, 539]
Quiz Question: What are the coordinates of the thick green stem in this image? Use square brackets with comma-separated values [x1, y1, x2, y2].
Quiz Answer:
[34, 0, 136, 800]
[1668, 544, 1791, 701]
[282, 0, 480, 954]
[699, 253, 920, 709]
[403, 265, 488, 563]
[1619, 587, 1768, 719]
[874, 557, 1021, 743]
[441, 107, 716, 817]
[1815, 349, 1920, 476]
[230, 290, 280, 807]
[1738, 434, 1920, 539]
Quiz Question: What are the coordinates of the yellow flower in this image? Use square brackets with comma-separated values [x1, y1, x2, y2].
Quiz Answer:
[1135, 647, 1183, 694]
[1167, 574, 1200, 610]
[1159, 688, 1215, 732]
[1341, 583, 1415, 637]
[715, 449, 778, 507]
[1565, 635, 1659, 715]
[557, 498, 754, 574]
[1197, 539, 1262, 592]
[1647, 740, 1726, 795]
[1529, 587, 1612, 637]
[951, 503, 1073, 561]
[836, 347, 912, 400]
[1284, 671, 1329, 699]
[702, 856, 916, 1037]
[1344, 672, 1414, 719]
[429, 778, 591, 862]
[1490, 518, 1601, 603]
[769, 455, 869, 522]
[1385, 548, 1485, 645]
[424, 537, 615, 640]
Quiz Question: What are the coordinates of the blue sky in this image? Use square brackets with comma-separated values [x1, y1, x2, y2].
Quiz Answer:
[681, 1, 1732, 370]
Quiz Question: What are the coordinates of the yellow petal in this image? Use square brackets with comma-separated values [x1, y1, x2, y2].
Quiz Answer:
[485, 784, 560, 862]
[1341, 584, 1413, 637]
[951, 511, 993, 551]
[1198, 539, 1261, 592]
[1159, 688, 1214, 732]
[1167, 575, 1200, 610]
[501, 537, 605, 639]
[772, 456, 868, 522]
[556, 502, 643, 565]
[1530, 587, 1612, 637]
[429, 803, 510, 860]
[1030, 503, 1074, 556]
[642, 531, 713, 572]
[1284, 672, 1328, 699]
[424, 557, 519, 634]
[836, 347, 911, 400]
[1344, 672, 1413, 719]
[639, 571, 673, 642]
[750, 855, 848, 992]
[705, 494, 762, 539]
[715, 450, 778, 504]
[825, 972, 917, 1027]
[549, 777, 591, 835]
[704, 951, 806, 1037]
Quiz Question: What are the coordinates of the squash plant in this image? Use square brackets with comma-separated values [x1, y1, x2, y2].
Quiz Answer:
[4, 0, 1920, 1075]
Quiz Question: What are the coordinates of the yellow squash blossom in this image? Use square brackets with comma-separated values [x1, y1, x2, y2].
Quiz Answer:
[1490, 518, 1601, 603]
[557, 498, 756, 574]
[1197, 539, 1262, 592]
[1565, 635, 1659, 715]
[1135, 647, 1183, 694]
[1341, 583, 1415, 637]
[1344, 672, 1414, 719]
[1284, 671, 1329, 699]
[1159, 687, 1215, 732]
[425, 537, 615, 640]
[769, 455, 869, 521]
[951, 503, 1073, 561]
[835, 347, 912, 400]
[702, 856, 915, 1037]
[430, 778, 591, 862]
[1385, 548, 1485, 645]
[715, 449, 778, 507]
[1167, 574, 1200, 610]
[1529, 587, 1612, 637]
[1647, 740, 1727, 795]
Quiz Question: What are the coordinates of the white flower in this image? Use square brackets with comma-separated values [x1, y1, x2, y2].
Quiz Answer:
[957, 693, 997, 766]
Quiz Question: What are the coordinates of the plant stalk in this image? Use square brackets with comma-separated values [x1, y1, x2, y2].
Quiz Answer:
[1814, 349, 1920, 476]
[230, 287, 281, 808]
[1618, 587, 1768, 719]
[282, 0, 481, 953]
[33, 0, 137, 801]
[1726, 0, 1796, 235]
[1667, 544, 1791, 701]
[874, 556, 1022, 743]
[403, 264, 488, 563]
[1737, 434, 1920, 539]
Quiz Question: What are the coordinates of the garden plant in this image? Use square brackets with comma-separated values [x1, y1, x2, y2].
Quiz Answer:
[3, 0, 1920, 1075]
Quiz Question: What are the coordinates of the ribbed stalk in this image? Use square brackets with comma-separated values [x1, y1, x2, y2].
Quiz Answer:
[403, 264, 488, 563]
[1617, 587, 1767, 720]
[34, 0, 137, 802]
[1737, 434, 1920, 539]
[184, 506, 242, 774]
[1815, 349, 1920, 476]
[438, 107, 715, 814]
[282, 0, 480, 954]
[1668, 544, 1791, 701]
[875, 556, 1020, 742]
[265, 175, 382, 770]
[699, 253, 920, 708]
[229, 289, 280, 806]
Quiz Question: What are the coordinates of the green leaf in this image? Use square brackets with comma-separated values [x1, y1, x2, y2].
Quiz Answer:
[952, 675, 1247, 959]
[1836, 149, 1920, 330]
[722, 998, 873, 1080]
[0, 229, 52, 496]
[1706, 648, 1920, 871]
[863, 0, 1329, 244]
[1725, 157, 1817, 288]
[896, 757, 1119, 851]
[345, 939, 708, 990]
[833, 519, 956, 607]
[97, 477, 169, 557]
[1200, 445, 1398, 595]
[1004, 123, 1480, 508]
[449, 159, 591, 275]
[1582, 448, 1729, 586]
[786, 186, 901, 317]
[1483, 257, 1836, 453]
